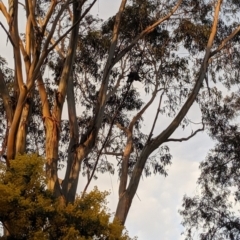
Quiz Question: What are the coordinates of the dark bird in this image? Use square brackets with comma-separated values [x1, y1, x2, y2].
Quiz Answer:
[127, 71, 140, 83]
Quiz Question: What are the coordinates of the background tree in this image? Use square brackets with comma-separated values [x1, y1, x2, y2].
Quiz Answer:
[1, 0, 240, 235]
[180, 92, 240, 240]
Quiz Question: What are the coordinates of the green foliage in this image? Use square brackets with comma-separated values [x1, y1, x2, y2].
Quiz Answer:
[0, 154, 134, 240]
[180, 92, 240, 240]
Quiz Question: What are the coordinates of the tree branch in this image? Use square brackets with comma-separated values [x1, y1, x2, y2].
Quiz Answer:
[32, 0, 71, 80]
[150, 0, 223, 151]
[47, 0, 97, 54]
[210, 25, 240, 58]
[92, 0, 127, 133]
[82, 80, 133, 196]
[0, 22, 15, 47]
[147, 90, 165, 142]
[37, 76, 51, 118]
[40, 0, 58, 34]
[103, 151, 123, 156]
[165, 125, 204, 142]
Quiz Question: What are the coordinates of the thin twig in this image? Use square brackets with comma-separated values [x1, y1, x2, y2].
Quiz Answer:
[0, 22, 15, 47]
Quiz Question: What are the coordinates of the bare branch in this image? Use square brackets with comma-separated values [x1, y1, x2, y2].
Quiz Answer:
[28, 0, 38, 28]
[119, 131, 132, 196]
[32, 1, 71, 79]
[103, 151, 123, 156]
[38, 21, 66, 58]
[147, 90, 165, 142]
[47, 0, 97, 54]
[37, 76, 51, 118]
[40, 0, 58, 34]
[19, 37, 31, 74]
[165, 125, 204, 142]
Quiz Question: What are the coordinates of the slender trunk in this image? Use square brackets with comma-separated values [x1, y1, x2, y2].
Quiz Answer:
[115, 147, 150, 224]
[118, 131, 132, 197]
[6, 0, 26, 162]
[45, 116, 62, 196]
[7, 89, 27, 162]
[115, 190, 132, 225]
[15, 95, 32, 154]
[62, 74, 79, 202]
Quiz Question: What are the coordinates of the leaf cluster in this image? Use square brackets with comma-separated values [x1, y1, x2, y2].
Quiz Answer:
[180, 92, 240, 240]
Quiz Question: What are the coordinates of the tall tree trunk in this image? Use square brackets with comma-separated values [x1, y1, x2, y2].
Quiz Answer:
[45, 1, 81, 196]
[118, 131, 132, 197]
[62, 74, 79, 202]
[45, 116, 62, 196]
[15, 95, 32, 154]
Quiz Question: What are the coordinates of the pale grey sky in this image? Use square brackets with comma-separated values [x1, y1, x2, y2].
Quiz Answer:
[0, 1, 215, 239]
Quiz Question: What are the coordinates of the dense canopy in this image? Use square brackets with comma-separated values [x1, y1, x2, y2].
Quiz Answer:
[0, 0, 240, 239]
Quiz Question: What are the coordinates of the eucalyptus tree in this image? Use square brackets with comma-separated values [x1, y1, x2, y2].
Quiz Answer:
[180, 91, 240, 240]
[0, 0, 240, 232]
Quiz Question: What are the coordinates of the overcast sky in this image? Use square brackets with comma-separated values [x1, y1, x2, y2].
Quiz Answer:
[0, 1, 216, 239]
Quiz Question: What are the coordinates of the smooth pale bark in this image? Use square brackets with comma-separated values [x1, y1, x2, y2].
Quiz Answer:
[15, 96, 32, 154]
[45, 1, 81, 195]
